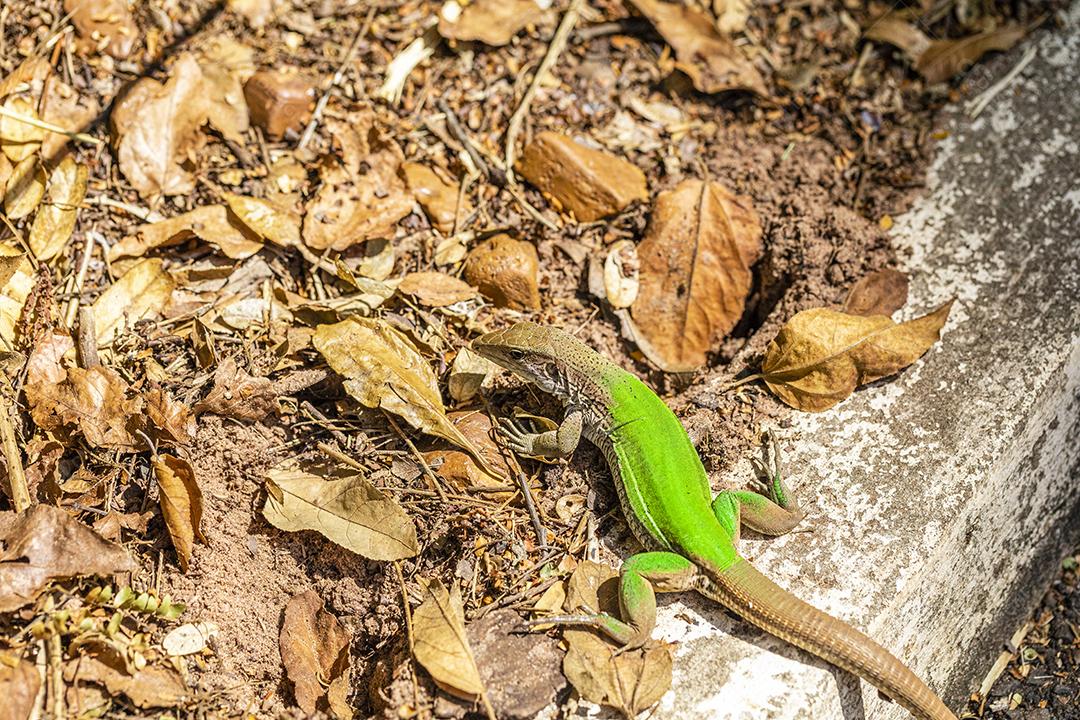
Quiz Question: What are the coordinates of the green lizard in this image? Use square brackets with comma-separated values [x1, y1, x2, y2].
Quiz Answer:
[472, 321, 956, 720]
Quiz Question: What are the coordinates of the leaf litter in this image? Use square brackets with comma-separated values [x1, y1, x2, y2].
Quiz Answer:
[0, 0, 1050, 716]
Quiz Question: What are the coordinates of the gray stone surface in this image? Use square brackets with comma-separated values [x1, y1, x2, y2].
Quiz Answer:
[627, 10, 1080, 720]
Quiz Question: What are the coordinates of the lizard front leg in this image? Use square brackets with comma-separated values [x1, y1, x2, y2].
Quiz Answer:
[498, 406, 584, 460]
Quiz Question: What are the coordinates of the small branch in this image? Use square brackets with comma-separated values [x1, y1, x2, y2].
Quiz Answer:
[76, 305, 100, 368]
[436, 98, 505, 187]
[63, 233, 97, 329]
[298, 7, 376, 150]
[966, 45, 1038, 119]
[0, 104, 101, 146]
[515, 469, 548, 549]
[504, 0, 585, 178]
[382, 411, 450, 502]
[0, 393, 29, 512]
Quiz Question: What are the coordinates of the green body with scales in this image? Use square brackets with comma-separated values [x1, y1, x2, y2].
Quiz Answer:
[472, 321, 956, 720]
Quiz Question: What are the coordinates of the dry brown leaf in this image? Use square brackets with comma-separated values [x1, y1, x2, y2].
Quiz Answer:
[916, 26, 1028, 83]
[92, 508, 153, 542]
[110, 205, 263, 261]
[413, 578, 488, 701]
[628, 0, 767, 94]
[751, 301, 954, 411]
[313, 317, 491, 466]
[111, 53, 209, 199]
[843, 268, 910, 317]
[0, 245, 34, 347]
[0, 96, 44, 162]
[25, 365, 144, 450]
[438, 0, 545, 46]
[29, 156, 89, 261]
[145, 386, 196, 445]
[263, 460, 418, 560]
[92, 258, 176, 345]
[279, 590, 353, 719]
[559, 561, 673, 717]
[24, 330, 73, 386]
[397, 271, 477, 307]
[516, 131, 647, 222]
[224, 193, 301, 248]
[0, 504, 135, 612]
[0, 658, 40, 720]
[197, 38, 255, 143]
[0, 153, 11, 195]
[630, 179, 762, 372]
[402, 161, 468, 233]
[154, 452, 206, 572]
[302, 117, 414, 251]
[64, 653, 189, 708]
[228, 0, 278, 28]
[863, 16, 931, 59]
[4, 155, 46, 220]
[193, 356, 277, 421]
[64, 0, 138, 59]
[424, 411, 516, 496]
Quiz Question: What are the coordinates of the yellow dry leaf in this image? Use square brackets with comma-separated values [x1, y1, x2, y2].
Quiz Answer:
[262, 460, 418, 561]
[29, 156, 89, 261]
[93, 258, 176, 346]
[223, 193, 300, 247]
[110, 205, 263, 261]
[0, 244, 35, 347]
[0, 95, 45, 162]
[397, 271, 477, 307]
[412, 578, 487, 700]
[3, 155, 46, 220]
[24, 364, 144, 450]
[312, 317, 492, 466]
[437, 0, 545, 46]
[154, 453, 206, 572]
[753, 301, 954, 411]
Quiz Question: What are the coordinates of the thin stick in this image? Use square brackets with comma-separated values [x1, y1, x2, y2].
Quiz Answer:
[392, 561, 422, 714]
[63, 234, 96, 328]
[966, 45, 1038, 119]
[382, 411, 449, 502]
[317, 441, 364, 471]
[0, 105, 100, 146]
[297, 7, 376, 150]
[516, 470, 548, 548]
[504, 0, 585, 177]
[0, 394, 29, 512]
[436, 98, 504, 186]
[76, 306, 100, 368]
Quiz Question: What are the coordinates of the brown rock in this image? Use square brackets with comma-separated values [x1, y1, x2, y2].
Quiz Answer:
[243, 70, 313, 139]
[463, 234, 540, 310]
[516, 131, 647, 222]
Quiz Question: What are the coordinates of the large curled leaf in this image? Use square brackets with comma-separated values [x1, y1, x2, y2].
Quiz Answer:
[752, 301, 954, 411]
[412, 578, 487, 700]
[262, 460, 418, 561]
[313, 317, 493, 470]
[630, 179, 762, 372]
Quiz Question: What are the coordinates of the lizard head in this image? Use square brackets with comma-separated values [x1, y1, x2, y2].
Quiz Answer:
[471, 321, 576, 395]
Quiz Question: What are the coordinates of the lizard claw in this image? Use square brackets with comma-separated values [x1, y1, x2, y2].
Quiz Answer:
[497, 417, 536, 455]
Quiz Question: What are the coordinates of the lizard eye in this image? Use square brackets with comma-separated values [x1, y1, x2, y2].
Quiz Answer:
[509, 349, 525, 361]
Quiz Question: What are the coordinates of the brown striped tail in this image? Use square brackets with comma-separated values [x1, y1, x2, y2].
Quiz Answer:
[700, 558, 956, 720]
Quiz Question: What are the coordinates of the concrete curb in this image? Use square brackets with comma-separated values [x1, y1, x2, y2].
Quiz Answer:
[649, 9, 1080, 719]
